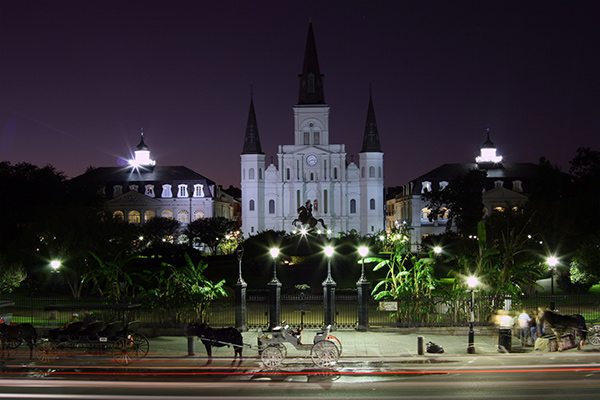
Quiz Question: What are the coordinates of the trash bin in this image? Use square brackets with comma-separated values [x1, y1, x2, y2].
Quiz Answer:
[498, 328, 512, 352]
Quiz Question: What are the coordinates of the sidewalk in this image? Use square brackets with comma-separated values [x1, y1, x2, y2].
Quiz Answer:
[149, 328, 575, 360]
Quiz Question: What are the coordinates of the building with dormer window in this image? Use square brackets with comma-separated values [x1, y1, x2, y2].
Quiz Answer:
[73, 130, 239, 225]
[240, 23, 384, 236]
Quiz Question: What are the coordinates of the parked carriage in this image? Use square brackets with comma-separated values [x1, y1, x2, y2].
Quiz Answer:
[258, 323, 341, 369]
[36, 303, 150, 365]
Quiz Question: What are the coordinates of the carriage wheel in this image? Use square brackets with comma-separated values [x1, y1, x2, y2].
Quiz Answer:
[311, 339, 339, 369]
[588, 334, 600, 346]
[36, 341, 57, 363]
[112, 338, 134, 365]
[261, 345, 284, 369]
[327, 335, 342, 355]
[130, 334, 150, 358]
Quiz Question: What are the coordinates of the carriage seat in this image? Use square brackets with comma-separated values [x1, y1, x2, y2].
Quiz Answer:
[79, 321, 106, 339]
[98, 321, 124, 339]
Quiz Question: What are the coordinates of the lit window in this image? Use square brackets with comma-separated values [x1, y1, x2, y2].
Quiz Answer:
[113, 185, 123, 197]
[177, 184, 188, 198]
[145, 185, 155, 197]
[193, 184, 204, 197]
[370, 198, 376, 210]
[113, 210, 124, 221]
[193, 210, 205, 220]
[129, 185, 138, 192]
[268, 199, 275, 214]
[162, 184, 172, 198]
[512, 180, 523, 192]
[249, 168, 255, 180]
[177, 210, 189, 223]
[350, 199, 357, 214]
[369, 166, 375, 178]
[161, 209, 173, 219]
[494, 206, 505, 213]
[421, 208, 431, 220]
[440, 207, 449, 220]
[128, 210, 141, 224]
[249, 199, 255, 211]
[421, 181, 432, 193]
[439, 181, 448, 190]
[144, 210, 155, 221]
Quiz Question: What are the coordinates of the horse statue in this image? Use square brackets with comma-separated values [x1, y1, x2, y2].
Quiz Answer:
[538, 308, 587, 350]
[292, 201, 327, 232]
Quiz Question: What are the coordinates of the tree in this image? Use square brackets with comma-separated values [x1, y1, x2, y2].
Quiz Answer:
[0, 258, 26, 294]
[88, 252, 139, 302]
[140, 217, 181, 245]
[423, 169, 487, 235]
[164, 254, 228, 322]
[186, 217, 240, 254]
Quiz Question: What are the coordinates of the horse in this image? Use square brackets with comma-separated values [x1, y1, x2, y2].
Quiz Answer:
[292, 205, 327, 231]
[186, 323, 243, 359]
[538, 309, 587, 350]
[0, 323, 37, 359]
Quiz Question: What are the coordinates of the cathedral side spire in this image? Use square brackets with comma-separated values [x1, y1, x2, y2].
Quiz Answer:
[298, 22, 325, 105]
[242, 96, 264, 154]
[360, 91, 382, 152]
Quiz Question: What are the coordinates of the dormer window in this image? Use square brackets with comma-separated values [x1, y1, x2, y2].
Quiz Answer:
[193, 184, 204, 197]
[145, 185, 155, 197]
[129, 185, 138, 192]
[512, 180, 523, 192]
[177, 184, 188, 198]
[439, 181, 448, 190]
[113, 185, 123, 197]
[494, 180, 503, 188]
[421, 181, 432, 193]
[162, 184, 172, 198]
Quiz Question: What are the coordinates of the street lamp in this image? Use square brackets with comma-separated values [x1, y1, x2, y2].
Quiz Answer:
[357, 245, 369, 282]
[49, 259, 62, 273]
[433, 245, 442, 255]
[269, 247, 280, 282]
[466, 275, 480, 354]
[236, 245, 245, 285]
[324, 245, 334, 283]
[546, 255, 559, 310]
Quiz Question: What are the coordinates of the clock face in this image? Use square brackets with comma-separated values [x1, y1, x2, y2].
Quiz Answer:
[306, 154, 318, 166]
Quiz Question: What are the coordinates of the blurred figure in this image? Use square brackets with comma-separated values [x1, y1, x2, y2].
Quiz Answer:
[517, 310, 532, 346]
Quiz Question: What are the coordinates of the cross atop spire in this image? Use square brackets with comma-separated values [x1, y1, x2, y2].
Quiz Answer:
[136, 127, 149, 150]
[298, 22, 325, 105]
[242, 96, 264, 154]
[360, 90, 382, 153]
[482, 127, 495, 148]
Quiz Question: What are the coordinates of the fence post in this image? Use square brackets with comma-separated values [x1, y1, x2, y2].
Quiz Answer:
[268, 279, 282, 331]
[356, 279, 370, 331]
[187, 336, 195, 356]
[235, 280, 248, 332]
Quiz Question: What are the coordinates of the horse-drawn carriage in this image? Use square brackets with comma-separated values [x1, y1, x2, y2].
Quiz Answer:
[36, 303, 150, 364]
[258, 323, 341, 369]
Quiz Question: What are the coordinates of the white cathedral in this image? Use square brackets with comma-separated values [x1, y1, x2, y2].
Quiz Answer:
[240, 23, 384, 236]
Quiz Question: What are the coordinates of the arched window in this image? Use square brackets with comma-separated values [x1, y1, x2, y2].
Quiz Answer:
[361, 167, 365, 178]
[249, 168, 255, 180]
[162, 184, 173, 198]
[378, 166, 382, 178]
[268, 199, 275, 214]
[144, 210, 155, 222]
[258, 168, 263, 180]
[323, 190, 328, 214]
[145, 185, 155, 197]
[249, 199, 255, 211]
[128, 210, 141, 224]
[193, 184, 204, 197]
[286, 168, 290, 180]
[113, 185, 123, 197]
[177, 210, 189, 223]
[193, 210, 205, 220]
[177, 184, 188, 198]
[113, 210, 124, 221]
[161, 209, 173, 219]
[369, 198, 376, 210]
[350, 199, 357, 214]
[333, 167, 338, 180]
[369, 166, 375, 178]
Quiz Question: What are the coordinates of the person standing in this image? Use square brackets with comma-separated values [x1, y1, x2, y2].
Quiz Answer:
[517, 310, 532, 346]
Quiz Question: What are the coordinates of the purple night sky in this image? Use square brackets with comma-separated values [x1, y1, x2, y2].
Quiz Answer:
[1, 1, 598, 188]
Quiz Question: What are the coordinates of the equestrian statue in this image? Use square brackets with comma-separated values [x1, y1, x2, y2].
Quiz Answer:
[292, 200, 327, 232]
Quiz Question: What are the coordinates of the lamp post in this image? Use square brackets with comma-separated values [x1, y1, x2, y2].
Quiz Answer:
[50, 259, 62, 273]
[546, 255, 559, 310]
[466, 275, 479, 354]
[322, 244, 336, 329]
[234, 245, 247, 331]
[268, 247, 282, 330]
[356, 245, 370, 331]
[433, 245, 442, 256]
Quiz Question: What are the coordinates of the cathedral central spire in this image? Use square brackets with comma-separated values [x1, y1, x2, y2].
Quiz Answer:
[298, 22, 325, 105]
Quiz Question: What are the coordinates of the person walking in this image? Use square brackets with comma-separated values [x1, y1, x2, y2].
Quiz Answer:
[517, 310, 532, 346]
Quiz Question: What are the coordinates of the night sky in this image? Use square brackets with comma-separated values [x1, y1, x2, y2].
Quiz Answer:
[1, 1, 598, 188]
